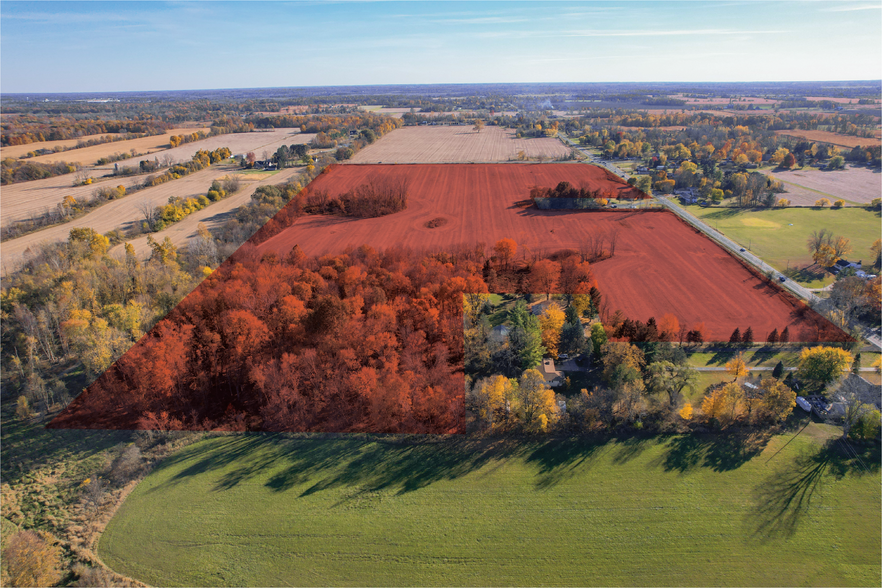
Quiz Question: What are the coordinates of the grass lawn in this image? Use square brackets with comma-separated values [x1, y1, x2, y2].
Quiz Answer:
[99, 428, 880, 587]
[681, 206, 880, 288]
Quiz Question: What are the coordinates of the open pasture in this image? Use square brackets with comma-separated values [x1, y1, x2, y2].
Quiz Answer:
[259, 163, 844, 342]
[1, 164, 244, 273]
[759, 166, 881, 205]
[21, 127, 211, 166]
[98, 427, 880, 587]
[348, 126, 571, 163]
[681, 205, 880, 282]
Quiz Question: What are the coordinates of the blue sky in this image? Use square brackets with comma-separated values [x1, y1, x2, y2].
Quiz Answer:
[1, 1, 880, 93]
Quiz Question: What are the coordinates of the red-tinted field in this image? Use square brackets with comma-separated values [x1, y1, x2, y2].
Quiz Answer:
[260, 163, 844, 342]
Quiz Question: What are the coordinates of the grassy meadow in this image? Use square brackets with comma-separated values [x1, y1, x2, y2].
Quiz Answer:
[99, 425, 880, 587]
[682, 206, 880, 288]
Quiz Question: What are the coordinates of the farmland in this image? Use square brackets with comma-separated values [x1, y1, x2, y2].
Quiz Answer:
[1, 130, 313, 226]
[1, 128, 192, 160]
[98, 427, 880, 587]
[1, 169, 146, 225]
[348, 126, 572, 163]
[1, 163, 244, 273]
[259, 163, 844, 342]
[774, 129, 881, 149]
[758, 166, 882, 206]
[112, 165, 305, 260]
[681, 205, 881, 282]
[17, 128, 211, 166]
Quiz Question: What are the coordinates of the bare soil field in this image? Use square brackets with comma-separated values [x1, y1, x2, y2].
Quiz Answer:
[1, 169, 146, 225]
[774, 129, 881, 149]
[1, 131, 314, 224]
[2, 131, 153, 160]
[1, 164, 244, 273]
[759, 166, 882, 205]
[258, 163, 844, 342]
[113, 166, 304, 261]
[348, 126, 571, 163]
[21, 128, 211, 166]
[29, 129, 310, 168]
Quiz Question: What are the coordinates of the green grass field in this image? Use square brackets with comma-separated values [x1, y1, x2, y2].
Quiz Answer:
[99, 427, 880, 587]
[681, 206, 880, 288]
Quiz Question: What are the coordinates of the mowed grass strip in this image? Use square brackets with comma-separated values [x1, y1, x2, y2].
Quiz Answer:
[99, 428, 880, 587]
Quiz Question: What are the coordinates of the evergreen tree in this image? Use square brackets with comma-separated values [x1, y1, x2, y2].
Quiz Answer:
[729, 327, 741, 344]
[742, 326, 754, 345]
[772, 361, 784, 379]
[508, 301, 545, 370]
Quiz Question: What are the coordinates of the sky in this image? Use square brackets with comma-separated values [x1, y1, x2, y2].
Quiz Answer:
[1, 0, 881, 93]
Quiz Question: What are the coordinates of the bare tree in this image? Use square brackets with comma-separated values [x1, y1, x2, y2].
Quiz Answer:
[137, 200, 159, 231]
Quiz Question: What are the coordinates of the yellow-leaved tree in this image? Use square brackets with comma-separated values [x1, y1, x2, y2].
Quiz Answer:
[539, 304, 566, 357]
[513, 369, 558, 432]
[725, 352, 748, 382]
[701, 382, 745, 429]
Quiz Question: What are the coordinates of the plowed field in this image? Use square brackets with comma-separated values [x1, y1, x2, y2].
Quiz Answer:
[2, 164, 243, 273]
[259, 163, 844, 342]
[774, 129, 881, 149]
[21, 128, 211, 165]
[348, 126, 571, 163]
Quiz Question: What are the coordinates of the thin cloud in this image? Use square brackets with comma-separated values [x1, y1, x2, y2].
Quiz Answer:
[477, 28, 790, 39]
[819, 4, 881, 12]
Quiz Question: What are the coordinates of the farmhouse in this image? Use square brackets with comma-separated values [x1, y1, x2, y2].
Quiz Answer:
[830, 258, 862, 274]
[539, 358, 565, 387]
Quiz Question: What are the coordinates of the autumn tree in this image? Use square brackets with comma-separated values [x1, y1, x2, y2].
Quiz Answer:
[866, 238, 882, 269]
[513, 369, 558, 432]
[530, 259, 561, 300]
[658, 313, 679, 341]
[797, 346, 853, 389]
[473, 120, 485, 132]
[538, 303, 566, 357]
[600, 342, 645, 390]
[725, 352, 748, 382]
[2, 530, 62, 588]
[701, 382, 745, 429]
[494, 238, 517, 269]
[472, 374, 515, 428]
[558, 256, 592, 305]
[753, 377, 797, 423]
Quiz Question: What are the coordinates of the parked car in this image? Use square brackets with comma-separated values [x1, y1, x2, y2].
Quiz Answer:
[558, 354, 569, 360]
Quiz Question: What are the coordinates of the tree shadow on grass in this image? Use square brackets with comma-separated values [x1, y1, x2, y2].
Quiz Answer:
[147, 433, 613, 499]
[746, 438, 879, 542]
[523, 436, 609, 490]
[654, 430, 771, 473]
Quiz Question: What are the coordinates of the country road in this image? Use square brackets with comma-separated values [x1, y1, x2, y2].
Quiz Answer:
[564, 134, 882, 351]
